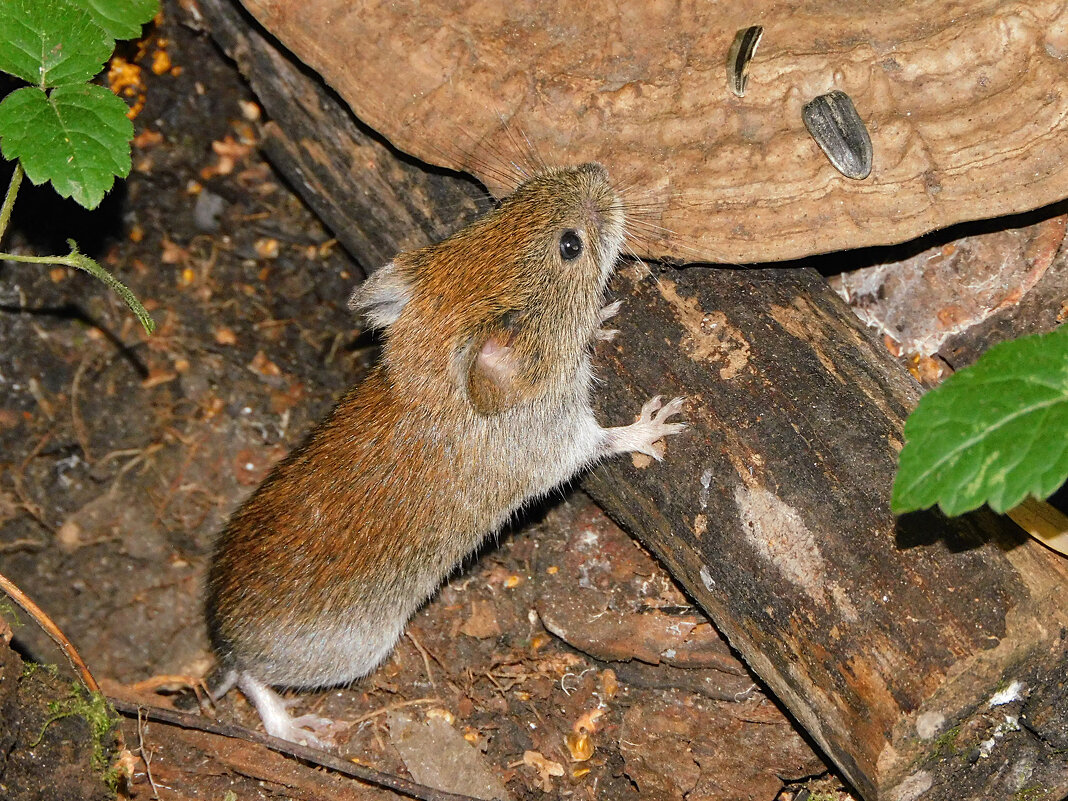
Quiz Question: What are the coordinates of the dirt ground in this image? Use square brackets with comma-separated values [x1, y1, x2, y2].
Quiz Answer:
[0, 4, 851, 800]
[5, 0, 1067, 798]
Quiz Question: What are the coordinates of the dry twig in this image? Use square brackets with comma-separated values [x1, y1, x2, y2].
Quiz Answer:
[405, 630, 436, 689]
[106, 697, 494, 801]
[0, 570, 100, 694]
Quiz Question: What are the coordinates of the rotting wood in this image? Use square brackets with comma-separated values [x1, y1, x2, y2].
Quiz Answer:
[198, 1, 1068, 798]
[583, 264, 1068, 800]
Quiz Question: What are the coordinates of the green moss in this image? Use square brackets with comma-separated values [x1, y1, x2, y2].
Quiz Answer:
[0, 600, 23, 628]
[1013, 785, 1049, 801]
[31, 682, 119, 774]
[932, 724, 962, 754]
[19, 660, 59, 679]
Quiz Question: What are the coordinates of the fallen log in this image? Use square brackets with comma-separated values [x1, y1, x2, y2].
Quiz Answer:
[583, 263, 1068, 800]
[197, 1, 1068, 797]
[197, 0, 487, 268]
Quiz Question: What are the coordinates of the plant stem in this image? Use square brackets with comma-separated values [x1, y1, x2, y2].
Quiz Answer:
[0, 243, 156, 334]
[0, 162, 155, 334]
[0, 162, 23, 246]
[0, 251, 84, 267]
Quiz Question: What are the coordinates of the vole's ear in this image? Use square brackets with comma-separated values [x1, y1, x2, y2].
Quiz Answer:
[467, 333, 521, 415]
[347, 261, 413, 329]
[466, 313, 536, 415]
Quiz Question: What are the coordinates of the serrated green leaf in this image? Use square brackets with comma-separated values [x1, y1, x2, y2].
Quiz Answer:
[892, 325, 1068, 516]
[0, 84, 132, 209]
[75, 0, 159, 42]
[0, 0, 112, 87]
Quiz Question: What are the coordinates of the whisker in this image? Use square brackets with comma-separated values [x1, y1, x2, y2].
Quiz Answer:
[495, 117, 552, 182]
[474, 133, 532, 188]
[516, 126, 550, 175]
[623, 226, 726, 265]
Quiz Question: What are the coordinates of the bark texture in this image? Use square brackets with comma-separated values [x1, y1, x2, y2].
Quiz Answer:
[583, 263, 1068, 800]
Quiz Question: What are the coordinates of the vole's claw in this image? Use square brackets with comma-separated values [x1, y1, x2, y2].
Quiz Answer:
[594, 300, 624, 341]
[601, 395, 686, 460]
[287, 714, 337, 748]
[598, 299, 623, 323]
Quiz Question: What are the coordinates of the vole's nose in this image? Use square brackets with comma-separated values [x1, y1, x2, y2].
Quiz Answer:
[577, 162, 609, 182]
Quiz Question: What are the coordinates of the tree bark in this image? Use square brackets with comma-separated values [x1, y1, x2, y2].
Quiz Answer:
[583, 263, 1068, 800]
[198, 1, 1068, 798]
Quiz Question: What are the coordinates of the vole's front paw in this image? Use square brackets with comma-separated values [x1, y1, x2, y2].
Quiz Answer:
[595, 299, 623, 341]
[602, 395, 686, 460]
[631, 396, 687, 460]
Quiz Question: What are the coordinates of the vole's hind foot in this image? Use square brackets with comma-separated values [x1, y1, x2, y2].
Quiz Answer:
[602, 395, 686, 461]
[237, 673, 334, 749]
[287, 713, 337, 745]
[595, 299, 623, 341]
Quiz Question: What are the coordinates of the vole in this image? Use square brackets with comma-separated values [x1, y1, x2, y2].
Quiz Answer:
[205, 162, 685, 746]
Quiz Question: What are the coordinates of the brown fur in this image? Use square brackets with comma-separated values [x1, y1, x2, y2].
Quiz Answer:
[204, 163, 683, 741]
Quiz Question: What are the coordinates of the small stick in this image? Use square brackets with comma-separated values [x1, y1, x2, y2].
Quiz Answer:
[348, 696, 441, 727]
[136, 709, 162, 799]
[106, 697, 493, 801]
[0, 538, 46, 553]
[406, 630, 436, 688]
[70, 350, 98, 463]
[127, 674, 213, 707]
[12, 432, 54, 532]
[0, 570, 100, 694]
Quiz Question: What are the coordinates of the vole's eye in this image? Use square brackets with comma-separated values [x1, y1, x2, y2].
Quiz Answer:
[559, 230, 583, 261]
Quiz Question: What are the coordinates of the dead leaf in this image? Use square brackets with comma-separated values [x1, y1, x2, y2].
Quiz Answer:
[460, 600, 502, 640]
[388, 711, 513, 801]
[522, 750, 564, 793]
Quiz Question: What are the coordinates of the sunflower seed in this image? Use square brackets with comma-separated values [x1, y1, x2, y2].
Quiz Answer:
[727, 25, 763, 97]
[802, 90, 873, 180]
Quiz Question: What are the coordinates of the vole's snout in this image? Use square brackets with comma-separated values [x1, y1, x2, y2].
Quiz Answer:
[576, 161, 609, 181]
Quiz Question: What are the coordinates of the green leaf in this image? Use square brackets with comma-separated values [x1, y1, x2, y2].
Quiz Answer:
[892, 325, 1068, 516]
[76, 0, 159, 42]
[0, 0, 112, 87]
[0, 84, 132, 209]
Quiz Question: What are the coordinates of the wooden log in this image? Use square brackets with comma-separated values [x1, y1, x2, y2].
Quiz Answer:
[582, 263, 1068, 799]
[198, 0, 488, 269]
[198, 1, 1068, 797]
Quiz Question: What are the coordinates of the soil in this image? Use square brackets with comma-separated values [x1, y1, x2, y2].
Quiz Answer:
[0, 4, 848, 800]
[0, 631, 118, 801]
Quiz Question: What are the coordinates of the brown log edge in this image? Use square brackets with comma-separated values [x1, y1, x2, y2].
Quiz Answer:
[198, 0, 488, 271]
[583, 263, 1068, 800]
[197, 1, 1068, 798]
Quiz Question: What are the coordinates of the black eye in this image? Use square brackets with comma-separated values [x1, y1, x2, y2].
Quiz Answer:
[559, 230, 583, 261]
